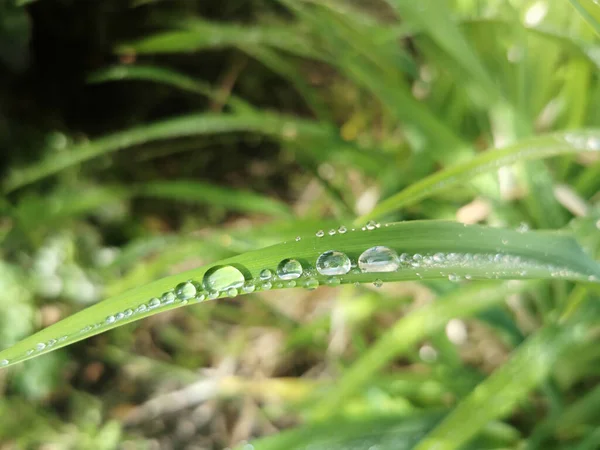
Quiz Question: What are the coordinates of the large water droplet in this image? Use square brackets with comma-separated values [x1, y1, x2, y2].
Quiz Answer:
[203, 265, 245, 292]
[260, 269, 273, 280]
[175, 281, 197, 300]
[277, 258, 303, 280]
[161, 292, 176, 305]
[316, 250, 351, 276]
[358, 246, 399, 273]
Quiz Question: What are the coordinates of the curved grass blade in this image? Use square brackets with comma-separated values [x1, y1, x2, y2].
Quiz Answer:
[311, 280, 537, 419]
[414, 306, 597, 450]
[87, 65, 252, 112]
[569, 0, 600, 37]
[133, 180, 292, 217]
[0, 221, 598, 369]
[358, 129, 600, 223]
[2, 112, 366, 193]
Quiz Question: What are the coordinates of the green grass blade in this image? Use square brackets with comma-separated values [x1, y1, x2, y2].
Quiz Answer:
[569, 0, 600, 37]
[246, 412, 444, 450]
[0, 221, 598, 368]
[414, 314, 592, 450]
[311, 280, 537, 419]
[358, 129, 600, 223]
[134, 180, 292, 217]
[1, 112, 352, 193]
[87, 65, 252, 112]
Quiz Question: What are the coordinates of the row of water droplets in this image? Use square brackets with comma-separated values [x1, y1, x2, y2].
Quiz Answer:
[2, 220, 582, 367]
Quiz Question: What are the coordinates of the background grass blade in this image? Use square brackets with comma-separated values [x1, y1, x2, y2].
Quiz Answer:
[0, 221, 598, 369]
[2, 112, 354, 193]
[569, 0, 600, 37]
[358, 129, 600, 223]
[311, 280, 537, 419]
[414, 303, 598, 450]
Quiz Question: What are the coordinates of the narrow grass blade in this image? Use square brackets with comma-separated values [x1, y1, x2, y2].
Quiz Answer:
[245, 412, 444, 450]
[134, 180, 292, 217]
[0, 221, 598, 368]
[569, 0, 600, 37]
[1, 112, 355, 193]
[87, 65, 252, 112]
[414, 313, 593, 450]
[311, 280, 536, 418]
[358, 130, 600, 223]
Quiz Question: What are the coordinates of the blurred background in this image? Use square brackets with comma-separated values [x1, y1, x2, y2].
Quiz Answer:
[1, 0, 600, 449]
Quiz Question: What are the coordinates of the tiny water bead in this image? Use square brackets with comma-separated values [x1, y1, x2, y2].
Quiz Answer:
[304, 278, 319, 290]
[316, 230, 325, 237]
[373, 279, 383, 288]
[35, 343, 46, 351]
[276, 258, 303, 280]
[358, 246, 400, 273]
[242, 283, 256, 294]
[365, 220, 378, 230]
[328, 229, 336, 236]
[227, 288, 238, 297]
[326, 277, 341, 286]
[285, 280, 296, 288]
[259, 269, 273, 280]
[175, 281, 197, 300]
[316, 250, 351, 276]
[295, 236, 301, 241]
[261, 281, 273, 290]
[161, 292, 176, 305]
[338, 226, 347, 234]
[148, 297, 161, 309]
[203, 265, 245, 292]
[105, 315, 116, 324]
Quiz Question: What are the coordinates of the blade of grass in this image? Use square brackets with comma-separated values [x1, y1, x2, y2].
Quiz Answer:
[569, 0, 600, 37]
[87, 65, 253, 112]
[2, 112, 378, 193]
[357, 129, 600, 223]
[414, 306, 597, 450]
[0, 221, 598, 368]
[311, 280, 536, 419]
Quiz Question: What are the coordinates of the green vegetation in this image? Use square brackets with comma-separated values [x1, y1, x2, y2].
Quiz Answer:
[1, 0, 600, 448]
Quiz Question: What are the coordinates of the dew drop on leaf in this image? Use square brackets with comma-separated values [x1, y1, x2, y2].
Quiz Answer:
[316, 250, 351, 276]
[358, 246, 400, 273]
[316, 230, 325, 237]
[259, 269, 272, 280]
[276, 258, 303, 280]
[203, 265, 245, 292]
[175, 281, 197, 300]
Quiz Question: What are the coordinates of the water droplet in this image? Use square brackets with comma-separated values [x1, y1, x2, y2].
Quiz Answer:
[326, 277, 341, 286]
[261, 281, 272, 290]
[517, 222, 530, 233]
[433, 253, 445, 263]
[105, 315, 116, 324]
[286, 280, 296, 288]
[295, 236, 301, 242]
[208, 291, 220, 300]
[242, 283, 256, 294]
[35, 342, 46, 351]
[399, 253, 410, 264]
[316, 250, 351, 275]
[260, 269, 273, 280]
[175, 281, 197, 300]
[358, 246, 399, 273]
[0, 359, 8, 366]
[148, 297, 161, 309]
[115, 312, 125, 321]
[195, 293, 206, 302]
[135, 304, 148, 313]
[58, 335, 68, 342]
[47, 339, 57, 347]
[338, 226, 347, 234]
[365, 220, 378, 231]
[275, 282, 283, 288]
[373, 279, 383, 288]
[316, 230, 325, 237]
[161, 292, 176, 305]
[304, 278, 319, 290]
[448, 273, 461, 282]
[124, 309, 133, 317]
[277, 258, 303, 280]
[328, 229, 336, 236]
[227, 288, 238, 297]
[203, 265, 245, 292]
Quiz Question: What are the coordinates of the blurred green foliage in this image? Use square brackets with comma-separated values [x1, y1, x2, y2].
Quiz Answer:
[1, 0, 600, 449]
